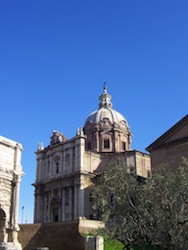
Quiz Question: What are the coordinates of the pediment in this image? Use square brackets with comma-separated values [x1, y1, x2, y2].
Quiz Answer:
[50, 196, 61, 204]
[146, 114, 188, 151]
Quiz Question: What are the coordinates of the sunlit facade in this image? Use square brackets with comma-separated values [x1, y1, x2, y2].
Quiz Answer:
[33, 86, 151, 223]
[0, 136, 23, 249]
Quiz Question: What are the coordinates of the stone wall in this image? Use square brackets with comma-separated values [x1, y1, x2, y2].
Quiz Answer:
[150, 142, 188, 169]
[18, 219, 104, 250]
[19, 221, 85, 250]
[78, 219, 104, 234]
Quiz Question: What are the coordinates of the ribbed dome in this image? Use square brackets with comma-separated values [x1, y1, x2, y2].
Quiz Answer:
[85, 107, 128, 126]
[84, 85, 129, 127]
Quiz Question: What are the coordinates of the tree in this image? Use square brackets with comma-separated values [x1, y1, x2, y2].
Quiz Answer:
[92, 156, 188, 250]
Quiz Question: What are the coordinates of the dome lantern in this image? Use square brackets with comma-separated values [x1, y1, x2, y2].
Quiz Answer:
[99, 85, 112, 109]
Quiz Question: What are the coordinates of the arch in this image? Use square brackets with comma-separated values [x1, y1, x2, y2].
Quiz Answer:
[50, 197, 61, 222]
[0, 208, 6, 243]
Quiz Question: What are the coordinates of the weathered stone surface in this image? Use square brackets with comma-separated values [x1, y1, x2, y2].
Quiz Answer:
[35, 248, 49, 250]
[0, 242, 17, 250]
[0, 136, 24, 250]
[19, 221, 85, 250]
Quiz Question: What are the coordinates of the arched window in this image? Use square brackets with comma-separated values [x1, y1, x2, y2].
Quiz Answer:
[0, 209, 6, 242]
[56, 162, 59, 174]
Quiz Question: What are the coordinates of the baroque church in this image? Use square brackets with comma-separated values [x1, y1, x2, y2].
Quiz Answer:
[33, 86, 151, 223]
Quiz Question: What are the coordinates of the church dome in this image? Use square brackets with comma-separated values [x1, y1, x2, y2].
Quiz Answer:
[85, 107, 128, 127]
[84, 85, 129, 129]
[84, 85, 132, 153]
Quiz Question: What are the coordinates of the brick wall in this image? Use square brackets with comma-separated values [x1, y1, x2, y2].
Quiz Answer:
[19, 221, 85, 250]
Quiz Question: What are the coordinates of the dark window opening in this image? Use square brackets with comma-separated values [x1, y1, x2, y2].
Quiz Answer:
[122, 142, 126, 151]
[56, 162, 59, 174]
[104, 139, 110, 149]
[53, 208, 59, 222]
[87, 142, 91, 149]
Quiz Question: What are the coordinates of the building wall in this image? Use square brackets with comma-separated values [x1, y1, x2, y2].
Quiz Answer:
[146, 114, 188, 170]
[34, 132, 102, 223]
[150, 142, 188, 169]
[134, 151, 151, 178]
[34, 132, 151, 224]
[18, 219, 104, 250]
[84, 121, 132, 153]
[0, 135, 23, 248]
[19, 221, 85, 250]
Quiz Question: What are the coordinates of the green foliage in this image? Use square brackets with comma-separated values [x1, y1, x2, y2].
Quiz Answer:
[132, 244, 159, 250]
[104, 234, 124, 250]
[92, 156, 188, 250]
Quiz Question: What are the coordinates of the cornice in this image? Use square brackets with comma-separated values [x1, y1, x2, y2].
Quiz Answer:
[146, 114, 188, 152]
[148, 136, 188, 152]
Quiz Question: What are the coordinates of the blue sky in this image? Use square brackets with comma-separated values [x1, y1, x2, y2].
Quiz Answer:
[1, 0, 188, 223]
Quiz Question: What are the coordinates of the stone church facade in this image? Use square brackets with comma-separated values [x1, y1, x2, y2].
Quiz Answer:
[33, 86, 151, 223]
[0, 136, 24, 250]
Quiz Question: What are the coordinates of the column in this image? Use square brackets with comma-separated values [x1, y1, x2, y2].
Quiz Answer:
[94, 130, 99, 151]
[78, 183, 84, 217]
[12, 175, 21, 230]
[74, 185, 78, 220]
[62, 189, 65, 221]
[69, 187, 72, 220]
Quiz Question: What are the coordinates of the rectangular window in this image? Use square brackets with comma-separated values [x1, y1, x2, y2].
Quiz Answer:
[47, 159, 50, 173]
[122, 142, 126, 151]
[87, 142, 91, 149]
[53, 208, 59, 222]
[104, 139, 110, 149]
[56, 162, 59, 174]
[65, 153, 70, 167]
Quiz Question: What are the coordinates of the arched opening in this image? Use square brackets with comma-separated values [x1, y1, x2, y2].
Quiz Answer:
[50, 197, 61, 222]
[0, 209, 6, 243]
